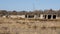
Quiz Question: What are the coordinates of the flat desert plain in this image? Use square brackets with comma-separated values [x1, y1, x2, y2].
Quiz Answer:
[0, 18, 60, 34]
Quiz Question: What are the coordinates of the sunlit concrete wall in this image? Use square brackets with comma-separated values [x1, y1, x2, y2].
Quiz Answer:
[40, 14, 44, 19]
[8, 15, 25, 18]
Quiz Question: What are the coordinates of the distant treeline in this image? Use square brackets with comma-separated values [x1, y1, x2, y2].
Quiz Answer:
[0, 9, 60, 15]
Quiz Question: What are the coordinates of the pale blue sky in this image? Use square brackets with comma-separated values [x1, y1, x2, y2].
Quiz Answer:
[0, 0, 60, 11]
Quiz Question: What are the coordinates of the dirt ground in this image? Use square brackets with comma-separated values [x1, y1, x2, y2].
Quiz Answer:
[0, 17, 60, 34]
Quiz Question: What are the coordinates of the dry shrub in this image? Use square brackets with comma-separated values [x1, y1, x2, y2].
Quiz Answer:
[0, 22, 3, 24]
[41, 26, 46, 29]
[0, 27, 10, 34]
[1, 27, 8, 30]
[30, 22, 34, 23]
[18, 18, 25, 20]
[33, 25, 37, 29]
[15, 32, 19, 34]
[51, 27, 56, 30]
[28, 26, 31, 28]
[2, 32, 10, 34]
[16, 21, 26, 24]
[16, 21, 21, 24]
[7, 22, 12, 24]
[20, 22, 26, 24]
[27, 25, 31, 28]
[0, 32, 10, 34]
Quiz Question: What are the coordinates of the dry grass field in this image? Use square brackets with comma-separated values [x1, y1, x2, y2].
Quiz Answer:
[0, 17, 60, 34]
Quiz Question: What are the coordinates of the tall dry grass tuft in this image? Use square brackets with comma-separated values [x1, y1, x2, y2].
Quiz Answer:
[33, 25, 37, 29]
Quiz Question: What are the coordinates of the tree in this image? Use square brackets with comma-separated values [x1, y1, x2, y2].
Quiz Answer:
[0, 10, 7, 15]
[12, 10, 17, 15]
